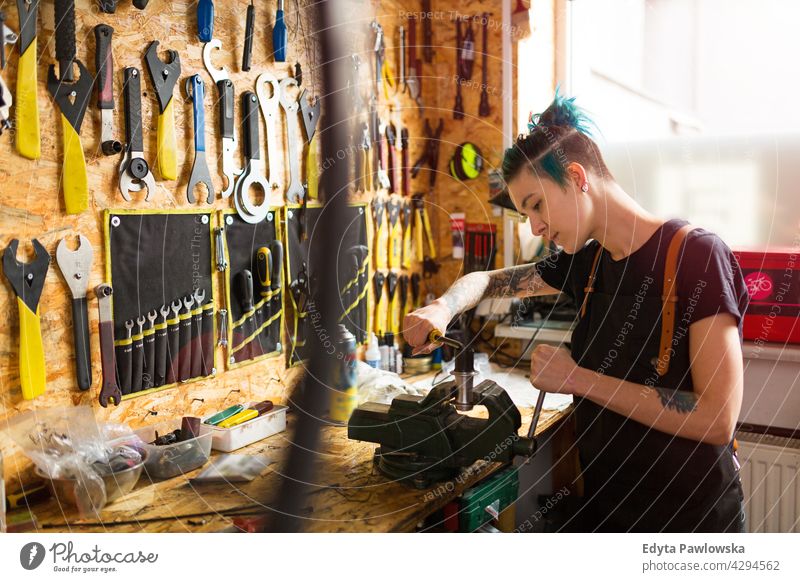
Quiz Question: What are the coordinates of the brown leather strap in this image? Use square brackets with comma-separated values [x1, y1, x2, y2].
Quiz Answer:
[579, 246, 604, 319]
[656, 224, 697, 376]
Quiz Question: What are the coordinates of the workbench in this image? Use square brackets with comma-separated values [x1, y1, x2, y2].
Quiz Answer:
[31, 404, 571, 533]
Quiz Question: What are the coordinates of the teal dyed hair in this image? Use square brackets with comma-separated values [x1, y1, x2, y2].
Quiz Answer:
[503, 88, 610, 188]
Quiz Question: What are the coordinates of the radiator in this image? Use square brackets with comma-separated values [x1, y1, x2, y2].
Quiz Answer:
[737, 433, 800, 532]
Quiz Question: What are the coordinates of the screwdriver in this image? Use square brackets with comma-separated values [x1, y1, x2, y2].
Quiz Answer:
[273, 0, 287, 62]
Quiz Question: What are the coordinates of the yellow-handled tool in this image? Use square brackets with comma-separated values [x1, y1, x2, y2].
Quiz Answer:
[387, 195, 403, 269]
[3, 239, 50, 400]
[218, 408, 258, 429]
[145, 41, 181, 181]
[373, 194, 389, 269]
[47, 60, 92, 214]
[15, 0, 40, 159]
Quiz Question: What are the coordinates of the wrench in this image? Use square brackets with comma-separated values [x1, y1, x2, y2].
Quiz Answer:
[142, 308, 158, 389]
[119, 67, 156, 199]
[166, 298, 182, 384]
[55, 234, 93, 391]
[185, 74, 214, 204]
[117, 318, 133, 395]
[279, 76, 305, 203]
[234, 91, 271, 224]
[191, 288, 206, 378]
[203, 39, 242, 198]
[255, 72, 282, 194]
[179, 294, 195, 381]
[131, 314, 146, 393]
[95, 283, 121, 407]
[154, 303, 169, 387]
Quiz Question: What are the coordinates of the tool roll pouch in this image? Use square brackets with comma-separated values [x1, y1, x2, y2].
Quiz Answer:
[285, 202, 369, 367]
[104, 210, 216, 398]
[220, 209, 283, 368]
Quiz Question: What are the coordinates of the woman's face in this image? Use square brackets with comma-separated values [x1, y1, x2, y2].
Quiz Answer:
[507, 165, 592, 254]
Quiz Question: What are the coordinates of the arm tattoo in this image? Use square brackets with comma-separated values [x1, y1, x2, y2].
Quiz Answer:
[654, 388, 698, 414]
[485, 264, 542, 298]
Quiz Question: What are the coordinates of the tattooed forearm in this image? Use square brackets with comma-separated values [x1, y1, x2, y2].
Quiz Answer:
[654, 388, 698, 414]
[485, 264, 543, 298]
[440, 272, 491, 316]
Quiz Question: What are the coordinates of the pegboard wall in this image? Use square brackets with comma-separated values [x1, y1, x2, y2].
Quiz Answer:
[0, 0, 521, 487]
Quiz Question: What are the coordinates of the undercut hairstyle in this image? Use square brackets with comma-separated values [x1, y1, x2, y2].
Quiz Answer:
[502, 89, 614, 188]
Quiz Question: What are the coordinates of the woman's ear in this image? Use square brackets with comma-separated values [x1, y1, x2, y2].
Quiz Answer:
[566, 162, 588, 192]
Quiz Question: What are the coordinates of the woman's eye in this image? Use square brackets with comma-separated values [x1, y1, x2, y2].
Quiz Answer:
[533, 202, 541, 212]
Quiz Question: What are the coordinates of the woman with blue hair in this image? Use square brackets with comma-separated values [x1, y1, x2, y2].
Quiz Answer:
[403, 91, 748, 533]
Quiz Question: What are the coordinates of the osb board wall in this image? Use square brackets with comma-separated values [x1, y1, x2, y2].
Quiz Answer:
[0, 0, 431, 487]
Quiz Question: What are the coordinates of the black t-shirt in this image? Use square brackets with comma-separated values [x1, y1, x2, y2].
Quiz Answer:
[535, 219, 749, 345]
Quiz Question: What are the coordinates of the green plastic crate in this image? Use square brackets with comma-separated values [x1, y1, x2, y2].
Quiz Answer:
[459, 467, 519, 532]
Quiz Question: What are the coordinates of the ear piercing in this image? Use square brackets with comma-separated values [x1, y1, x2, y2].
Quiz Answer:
[581, 183, 589, 193]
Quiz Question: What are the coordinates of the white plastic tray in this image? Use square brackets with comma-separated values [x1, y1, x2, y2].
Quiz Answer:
[202, 404, 287, 452]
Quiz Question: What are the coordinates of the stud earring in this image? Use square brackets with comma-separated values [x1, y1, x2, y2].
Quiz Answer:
[581, 183, 589, 193]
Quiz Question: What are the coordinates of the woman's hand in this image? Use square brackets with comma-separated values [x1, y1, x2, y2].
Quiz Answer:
[402, 299, 452, 355]
[530, 345, 585, 395]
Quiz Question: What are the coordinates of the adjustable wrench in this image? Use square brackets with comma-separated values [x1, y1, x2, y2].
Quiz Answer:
[119, 67, 156, 199]
[95, 283, 121, 407]
[55, 234, 93, 391]
[234, 91, 271, 224]
[255, 72, 282, 194]
[203, 39, 241, 198]
[279, 76, 305, 203]
[185, 74, 214, 204]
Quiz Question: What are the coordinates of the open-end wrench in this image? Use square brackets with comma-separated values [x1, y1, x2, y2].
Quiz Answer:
[166, 298, 182, 384]
[142, 308, 157, 389]
[119, 67, 155, 199]
[234, 91, 271, 224]
[55, 234, 93, 391]
[131, 314, 146, 393]
[185, 74, 214, 204]
[154, 303, 169, 386]
[179, 294, 194, 381]
[255, 72, 282, 194]
[190, 288, 205, 378]
[95, 283, 121, 407]
[117, 318, 133, 395]
[203, 39, 241, 198]
[279, 76, 305, 203]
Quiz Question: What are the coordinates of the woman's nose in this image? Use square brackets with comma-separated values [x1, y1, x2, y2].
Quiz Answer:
[530, 218, 547, 237]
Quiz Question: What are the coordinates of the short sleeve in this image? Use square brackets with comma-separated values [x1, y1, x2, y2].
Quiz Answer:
[535, 249, 572, 296]
[678, 232, 749, 331]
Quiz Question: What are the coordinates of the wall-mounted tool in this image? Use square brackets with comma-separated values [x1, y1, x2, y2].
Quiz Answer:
[200, 299, 214, 376]
[154, 304, 169, 386]
[95, 283, 122, 407]
[203, 40, 242, 198]
[133, 0, 149, 9]
[478, 13, 490, 117]
[373, 271, 387, 335]
[47, 59, 92, 214]
[279, 76, 305, 203]
[131, 314, 145, 393]
[94, 25, 121, 155]
[387, 195, 402, 269]
[235, 91, 271, 224]
[116, 319, 132, 395]
[142, 309, 157, 389]
[406, 16, 421, 106]
[3, 239, 49, 400]
[401, 198, 412, 269]
[273, 0, 287, 62]
[190, 288, 205, 378]
[453, 18, 464, 120]
[242, 1, 255, 71]
[166, 299, 181, 384]
[411, 118, 444, 188]
[236, 269, 255, 361]
[98, 0, 119, 13]
[399, 274, 409, 326]
[185, 74, 214, 204]
[256, 72, 282, 193]
[398, 26, 406, 92]
[119, 67, 156, 199]
[268, 239, 283, 335]
[55, 235, 93, 391]
[300, 89, 320, 199]
[0, 15, 17, 134]
[386, 272, 398, 334]
[411, 272, 421, 310]
[197, 0, 214, 43]
[144, 41, 181, 181]
[15, 0, 40, 159]
[356, 121, 371, 192]
[54, 0, 76, 82]
[179, 293, 194, 381]
[460, 17, 476, 81]
[256, 245, 272, 322]
[400, 128, 410, 197]
[421, 0, 433, 62]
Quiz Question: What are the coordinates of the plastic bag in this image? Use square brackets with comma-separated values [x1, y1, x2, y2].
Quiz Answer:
[6, 407, 140, 517]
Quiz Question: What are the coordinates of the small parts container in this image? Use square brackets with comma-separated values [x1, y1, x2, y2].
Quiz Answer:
[203, 404, 288, 452]
[135, 420, 212, 480]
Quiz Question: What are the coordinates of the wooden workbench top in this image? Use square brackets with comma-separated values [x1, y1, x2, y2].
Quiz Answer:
[31, 404, 570, 533]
